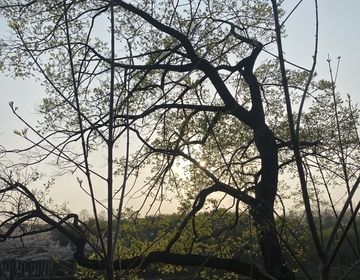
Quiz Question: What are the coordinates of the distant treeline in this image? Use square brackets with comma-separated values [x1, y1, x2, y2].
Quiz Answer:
[66, 208, 360, 279]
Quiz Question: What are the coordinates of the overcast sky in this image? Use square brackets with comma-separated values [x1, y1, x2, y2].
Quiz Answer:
[0, 1, 359, 213]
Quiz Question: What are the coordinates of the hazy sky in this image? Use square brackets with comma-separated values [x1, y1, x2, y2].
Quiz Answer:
[283, 0, 360, 103]
[0, 1, 359, 213]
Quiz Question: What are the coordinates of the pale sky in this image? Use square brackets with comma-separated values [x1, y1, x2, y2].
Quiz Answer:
[0, 1, 359, 213]
[283, 0, 360, 103]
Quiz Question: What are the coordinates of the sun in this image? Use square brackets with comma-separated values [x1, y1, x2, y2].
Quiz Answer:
[199, 160, 206, 167]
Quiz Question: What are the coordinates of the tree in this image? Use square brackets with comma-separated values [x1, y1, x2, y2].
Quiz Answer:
[0, 230, 73, 261]
[0, 1, 359, 280]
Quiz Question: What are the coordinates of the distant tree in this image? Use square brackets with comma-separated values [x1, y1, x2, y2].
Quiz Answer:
[0, 1, 359, 280]
[0, 230, 73, 261]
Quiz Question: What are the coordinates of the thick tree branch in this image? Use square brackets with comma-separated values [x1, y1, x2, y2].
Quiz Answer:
[75, 251, 275, 280]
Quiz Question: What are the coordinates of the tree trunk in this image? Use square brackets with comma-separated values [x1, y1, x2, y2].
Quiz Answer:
[319, 261, 330, 280]
[251, 125, 295, 280]
[252, 204, 295, 280]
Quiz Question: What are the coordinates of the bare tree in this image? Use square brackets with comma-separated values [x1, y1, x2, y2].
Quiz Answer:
[0, 1, 359, 280]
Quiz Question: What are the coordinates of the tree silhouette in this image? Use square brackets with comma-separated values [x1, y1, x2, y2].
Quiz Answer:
[0, 1, 359, 279]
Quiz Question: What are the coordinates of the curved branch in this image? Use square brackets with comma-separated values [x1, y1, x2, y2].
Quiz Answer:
[166, 183, 256, 251]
